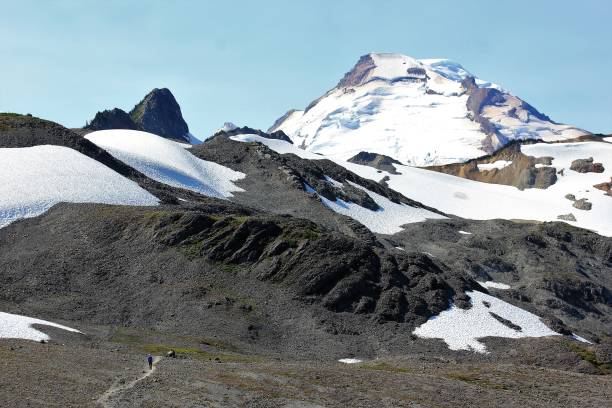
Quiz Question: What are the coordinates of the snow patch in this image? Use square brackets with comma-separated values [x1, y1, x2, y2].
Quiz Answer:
[305, 181, 446, 235]
[338, 358, 363, 364]
[86, 130, 245, 199]
[571, 333, 592, 344]
[458, 230, 472, 235]
[0, 311, 81, 342]
[477, 281, 511, 290]
[324, 175, 344, 189]
[0, 145, 159, 229]
[477, 160, 512, 171]
[413, 291, 559, 353]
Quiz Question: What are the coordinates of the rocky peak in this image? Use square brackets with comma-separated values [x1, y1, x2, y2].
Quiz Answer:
[337, 53, 426, 88]
[129, 88, 190, 142]
[84, 88, 191, 142]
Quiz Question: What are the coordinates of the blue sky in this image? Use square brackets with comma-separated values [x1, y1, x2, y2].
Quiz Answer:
[1, 0, 610, 136]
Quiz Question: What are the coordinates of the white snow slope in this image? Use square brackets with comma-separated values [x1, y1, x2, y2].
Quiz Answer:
[0, 311, 81, 342]
[304, 181, 446, 234]
[0, 145, 159, 229]
[230, 135, 612, 237]
[413, 291, 559, 353]
[86, 130, 245, 199]
[270, 53, 585, 166]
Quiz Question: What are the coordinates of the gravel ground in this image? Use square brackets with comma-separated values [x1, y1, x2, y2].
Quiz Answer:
[0, 324, 610, 408]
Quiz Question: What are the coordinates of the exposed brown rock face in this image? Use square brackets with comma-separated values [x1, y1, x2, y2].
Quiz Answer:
[426, 141, 557, 190]
[337, 54, 377, 88]
[594, 178, 612, 196]
[570, 157, 605, 173]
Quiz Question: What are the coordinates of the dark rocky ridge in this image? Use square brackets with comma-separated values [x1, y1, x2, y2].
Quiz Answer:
[130, 88, 189, 141]
[387, 219, 612, 337]
[84, 108, 139, 131]
[0, 203, 476, 360]
[348, 151, 404, 174]
[213, 125, 293, 144]
[192, 134, 444, 239]
[84, 88, 190, 142]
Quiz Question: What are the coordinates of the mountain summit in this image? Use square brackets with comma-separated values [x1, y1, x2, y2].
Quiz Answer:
[85, 88, 194, 143]
[270, 53, 587, 166]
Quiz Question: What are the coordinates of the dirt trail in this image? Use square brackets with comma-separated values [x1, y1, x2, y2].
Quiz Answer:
[96, 356, 161, 407]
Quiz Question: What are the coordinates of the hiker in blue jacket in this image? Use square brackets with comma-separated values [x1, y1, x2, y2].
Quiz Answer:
[147, 354, 153, 370]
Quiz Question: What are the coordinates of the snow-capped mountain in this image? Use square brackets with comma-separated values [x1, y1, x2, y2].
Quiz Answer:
[270, 53, 587, 166]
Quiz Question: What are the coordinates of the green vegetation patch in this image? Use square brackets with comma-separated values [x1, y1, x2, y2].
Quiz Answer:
[142, 343, 259, 363]
[569, 343, 611, 374]
[446, 371, 508, 390]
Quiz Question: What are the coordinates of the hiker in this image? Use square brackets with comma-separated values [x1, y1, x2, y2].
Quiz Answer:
[147, 353, 153, 370]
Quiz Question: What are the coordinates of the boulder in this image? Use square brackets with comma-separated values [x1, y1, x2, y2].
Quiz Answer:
[557, 213, 577, 222]
[570, 157, 605, 173]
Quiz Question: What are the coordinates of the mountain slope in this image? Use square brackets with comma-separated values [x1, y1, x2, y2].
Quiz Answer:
[193, 131, 446, 237]
[228, 134, 612, 237]
[85, 130, 245, 199]
[0, 145, 158, 228]
[270, 53, 586, 166]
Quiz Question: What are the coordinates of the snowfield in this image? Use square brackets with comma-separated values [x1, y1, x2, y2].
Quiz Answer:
[0, 145, 159, 229]
[338, 358, 363, 364]
[412, 291, 559, 353]
[304, 181, 446, 235]
[271, 53, 585, 166]
[230, 135, 612, 236]
[0, 311, 81, 342]
[86, 130, 245, 199]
